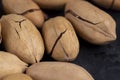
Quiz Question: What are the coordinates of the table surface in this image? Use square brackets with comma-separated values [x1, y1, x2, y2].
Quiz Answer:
[0, 1, 120, 80]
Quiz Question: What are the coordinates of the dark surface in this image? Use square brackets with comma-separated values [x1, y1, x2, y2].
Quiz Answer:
[1, 1, 120, 80]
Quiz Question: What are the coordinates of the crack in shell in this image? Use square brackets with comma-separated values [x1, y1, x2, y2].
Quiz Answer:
[15, 28, 20, 39]
[14, 19, 26, 39]
[49, 29, 67, 56]
[65, 10, 100, 25]
[61, 44, 69, 60]
[15, 19, 26, 28]
[19, 9, 40, 15]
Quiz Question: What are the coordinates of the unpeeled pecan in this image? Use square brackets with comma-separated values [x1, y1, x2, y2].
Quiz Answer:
[0, 51, 27, 79]
[65, 0, 116, 45]
[33, 0, 69, 9]
[42, 16, 79, 61]
[1, 14, 44, 64]
[90, 0, 120, 10]
[2, 0, 44, 28]
[26, 62, 94, 80]
[2, 73, 32, 80]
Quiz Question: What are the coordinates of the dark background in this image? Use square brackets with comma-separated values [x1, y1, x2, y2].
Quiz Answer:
[0, 1, 120, 80]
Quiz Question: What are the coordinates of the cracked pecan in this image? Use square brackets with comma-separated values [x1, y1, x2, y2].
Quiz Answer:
[1, 14, 45, 64]
[2, 0, 44, 28]
[90, 0, 120, 10]
[65, 0, 116, 45]
[42, 16, 79, 61]
[33, 0, 69, 9]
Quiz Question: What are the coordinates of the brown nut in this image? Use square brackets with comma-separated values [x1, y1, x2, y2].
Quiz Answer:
[26, 62, 94, 80]
[2, 0, 44, 28]
[0, 51, 28, 79]
[1, 14, 44, 64]
[65, 0, 116, 45]
[42, 16, 79, 61]
[90, 0, 120, 10]
[33, 0, 69, 9]
[2, 73, 32, 80]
